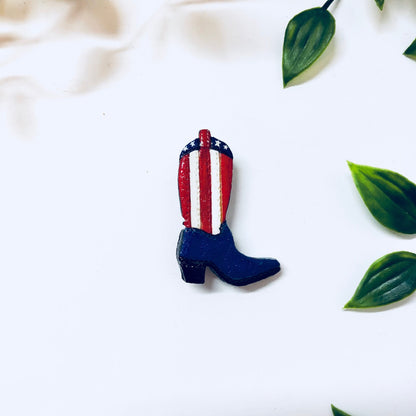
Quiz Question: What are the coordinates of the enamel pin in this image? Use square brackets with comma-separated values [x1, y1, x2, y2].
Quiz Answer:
[176, 129, 280, 286]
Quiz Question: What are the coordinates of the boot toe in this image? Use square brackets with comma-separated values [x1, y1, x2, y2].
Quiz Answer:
[241, 257, 280, 286]
[214, 256, 280, 286]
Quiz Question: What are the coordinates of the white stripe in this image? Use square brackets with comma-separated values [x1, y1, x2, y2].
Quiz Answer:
[189, 151, 200, 229]
[210, 149, 221, 234]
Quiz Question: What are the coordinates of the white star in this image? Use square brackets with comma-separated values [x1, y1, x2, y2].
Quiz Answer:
[190, 141, 196, 147]
[223, 145, 228, 150]
[183, 146, 188, 152]
[215, 140, 220, 147]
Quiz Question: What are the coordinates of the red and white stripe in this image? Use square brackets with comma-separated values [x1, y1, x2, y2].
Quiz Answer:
[178, 130, 232, 235]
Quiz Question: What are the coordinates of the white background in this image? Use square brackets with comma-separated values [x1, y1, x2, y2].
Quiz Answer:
[1, 0, 416, 415]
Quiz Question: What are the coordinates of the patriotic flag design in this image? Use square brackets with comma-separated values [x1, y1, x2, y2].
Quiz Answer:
[178, 129, 233, 235]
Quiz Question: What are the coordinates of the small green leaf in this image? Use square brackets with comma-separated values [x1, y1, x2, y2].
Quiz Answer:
[348, 162, 416, 234]
[345, 251, 416, 309]
[404, 38, 416, 59]
[375, 0, 384, 10]
[282, 7, 335, 87]
[332, 404, 352, 416]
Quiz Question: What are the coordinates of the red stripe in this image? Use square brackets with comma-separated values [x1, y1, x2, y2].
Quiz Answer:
[199, 146, 212, 234]
[178, 154, 191, 228]
[220, 154, 233, 223]
[199, 129, 211, 147]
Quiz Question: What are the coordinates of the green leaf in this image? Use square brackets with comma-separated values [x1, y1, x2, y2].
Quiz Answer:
[404, 38, 416, 59]
[375, 0, 384, 10]
[345, 251, 416, 309]
[348, 162, 416, 234]
[282, 7, 336, 87]
[332, 405, 352, 416]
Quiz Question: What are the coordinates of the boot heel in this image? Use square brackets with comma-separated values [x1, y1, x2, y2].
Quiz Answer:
[178, 258, 206, 284]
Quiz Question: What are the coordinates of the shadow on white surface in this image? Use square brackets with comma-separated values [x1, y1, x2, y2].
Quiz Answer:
[172, 0, 245, 6]
[0, 0, 128, 135]
[0, 76, 43, 136]
[375, 0, 416, 19]
[162, 0, 281, 60]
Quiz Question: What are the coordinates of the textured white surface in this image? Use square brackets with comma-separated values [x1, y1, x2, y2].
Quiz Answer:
[1, 0, 416, 415]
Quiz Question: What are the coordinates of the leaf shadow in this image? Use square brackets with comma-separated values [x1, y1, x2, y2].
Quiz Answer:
[284, 37, 338, 88]
[387, 229, 416, 240]
[175, 8, 228, 59]
[0, 2, 30, 21]
[60, 0, 121, 36]
[169, 1, 277, 60]
[375, 0, 416, 22]
[328, 0, 342, 14]
[172, 0, 245, 6]
[0, 76, 45, 137]
[0, 35, 20, 46]
[71, 48, 120, 94]
[0, 0, 130, 135]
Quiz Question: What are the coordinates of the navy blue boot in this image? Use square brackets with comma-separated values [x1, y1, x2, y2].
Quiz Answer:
[177, 222, 280, 286]
[177, 130, 280, 286]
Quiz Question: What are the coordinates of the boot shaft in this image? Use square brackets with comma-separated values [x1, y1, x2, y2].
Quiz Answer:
[178, 129, 233, 234]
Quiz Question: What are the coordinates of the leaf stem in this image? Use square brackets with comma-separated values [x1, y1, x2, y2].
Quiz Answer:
[322, 0, 335, 10]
